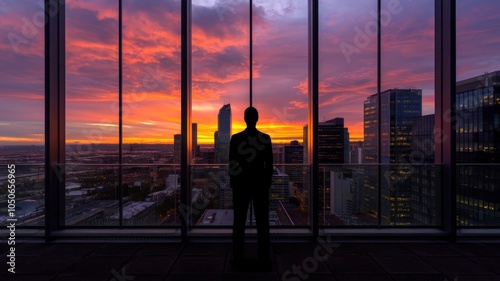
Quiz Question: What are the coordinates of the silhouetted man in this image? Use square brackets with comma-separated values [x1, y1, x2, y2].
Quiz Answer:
[229, 106, 273, 271]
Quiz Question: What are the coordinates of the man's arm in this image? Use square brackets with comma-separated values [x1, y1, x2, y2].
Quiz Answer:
[228, 135, 241, 187]
[229, 135, 236, 163]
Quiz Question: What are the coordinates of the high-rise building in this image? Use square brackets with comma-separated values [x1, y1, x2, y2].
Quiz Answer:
[284, 140, 304, 192]
[303, 118, 349, 164]
[330, 170, 354, 216]
[349, 141, 364, 164]
[270, 168, 291, 212]
[363, 89, 422, 225]
[285, 140, 303, 163]
[410, 114, 440, 225]
[456, 71, 500, 226]
[273, 145, 284, 164]
[304, 118, 350, 213]
[214, 104, 231, 163]
[320, 118, 349, 163]
[218, 166, 232, 209]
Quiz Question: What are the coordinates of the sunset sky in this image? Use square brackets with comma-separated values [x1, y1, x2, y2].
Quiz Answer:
[0, 0, 499, 145]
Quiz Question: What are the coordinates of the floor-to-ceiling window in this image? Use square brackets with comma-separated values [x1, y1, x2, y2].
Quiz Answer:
[253, 0, 310, 227]
[318, 0, 440, 228]
[5, 0, 499, 238]
[0, 1, 46, 227]
[380, 0, 438, 227]
[65, 0, 120, 227]
[190, 0, 250, 228]
[318, 0, 378, 227]
[65, 0, 182, 227]
[122, 0, 182, 227]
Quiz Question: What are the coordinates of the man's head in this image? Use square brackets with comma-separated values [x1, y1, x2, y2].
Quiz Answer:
[244, 107, 259, 127]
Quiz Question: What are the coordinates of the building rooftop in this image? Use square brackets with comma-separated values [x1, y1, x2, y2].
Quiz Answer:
[197, 209, 234, 226]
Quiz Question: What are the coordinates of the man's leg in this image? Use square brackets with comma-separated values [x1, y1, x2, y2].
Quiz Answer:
[253, 188, 270, 262]
[232, 187, 250, 260]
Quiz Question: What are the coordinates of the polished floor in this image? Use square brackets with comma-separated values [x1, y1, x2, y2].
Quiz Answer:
[1, 241, 500, 281]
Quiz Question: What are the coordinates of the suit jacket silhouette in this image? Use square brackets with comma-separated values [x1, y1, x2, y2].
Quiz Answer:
[229, 127, 273, 189]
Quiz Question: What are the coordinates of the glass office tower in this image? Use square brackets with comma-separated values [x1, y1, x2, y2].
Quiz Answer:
[363, 89, 422, 225]
[456, 71, 500, 226]
[214, 104, 232, 164]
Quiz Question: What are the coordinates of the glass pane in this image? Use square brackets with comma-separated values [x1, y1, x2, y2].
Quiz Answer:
[381, 0, 437, 226]
[123, 0, 181, 165]
[65, 0, 119, 226]
[66, 0, 119, 164]
[253, 0, 309, 226]
[456, 0, 500, 227]
[190, 165, 230, 226]
[0, 1, 45, 226]
[319, 0, 377, 226]
[120, 0, 182, 226]
[65, 165, 119, 226]
[191, 0, 250, 226]
[192, 164, 311, 227]
[122, 165, 180, 226]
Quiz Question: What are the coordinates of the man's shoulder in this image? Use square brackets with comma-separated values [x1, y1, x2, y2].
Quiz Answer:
[231, 131, 245, 139]
[231, 129, 271, 141]
[259, 131, 270, 138]
[257, 130, 271, 140]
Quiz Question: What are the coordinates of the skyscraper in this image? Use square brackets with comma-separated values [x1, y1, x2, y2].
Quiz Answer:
[303, 118, 349, 164]
[214, 104, 231, 164]
[284, 140, 304, 192]
[456, 71, 500, 226]
[330, 170, 355, 217]
[304, 118, 350, 213]
[349, 141, 364, 164]
[284, 140, 303, 163]
[363, 89, 422, 225]
[410, 114, 440, 225]
[270, 168, 291, 213]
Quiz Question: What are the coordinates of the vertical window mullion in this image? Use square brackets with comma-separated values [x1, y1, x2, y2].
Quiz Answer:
[377, 0, 382, 228]
[118, 0, 123, 227]
[45, 0, 66, 241]
[250, 0, 253, 107]
[309, 0, 319, 239]
[181, 0, 192, 242]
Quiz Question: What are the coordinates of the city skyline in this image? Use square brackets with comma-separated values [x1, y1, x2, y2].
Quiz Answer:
[1, 0, 500, 145]
[1, 71, 498, 228]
